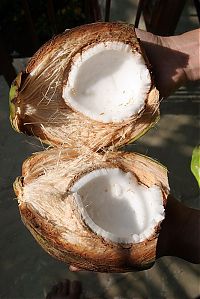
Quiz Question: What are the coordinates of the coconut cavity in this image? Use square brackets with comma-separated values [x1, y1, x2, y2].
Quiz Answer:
[71, 168, 164, 243]
[63, 42, 151, 123]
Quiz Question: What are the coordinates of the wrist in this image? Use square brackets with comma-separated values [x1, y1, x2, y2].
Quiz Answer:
[160, 35, 188, 85]
[168, 29, 200, 82]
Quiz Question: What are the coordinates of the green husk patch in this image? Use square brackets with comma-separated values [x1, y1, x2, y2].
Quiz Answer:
[191, 146, 200, 188]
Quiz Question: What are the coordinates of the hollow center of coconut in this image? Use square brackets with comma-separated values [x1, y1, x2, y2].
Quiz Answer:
[71, 168, 164, 243]
[63, 42, 151, 123]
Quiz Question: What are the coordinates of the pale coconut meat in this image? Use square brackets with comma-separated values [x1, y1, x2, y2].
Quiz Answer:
[71, 168, 164, 243]
[63, 42, 151, 122]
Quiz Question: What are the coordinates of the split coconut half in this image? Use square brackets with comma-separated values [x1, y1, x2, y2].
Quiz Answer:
[10, 22, 169, 272]
[9, 22, 159, 150]
[14, 149, 169, 272]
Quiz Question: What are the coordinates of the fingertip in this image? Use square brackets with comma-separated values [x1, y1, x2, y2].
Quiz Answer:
[69, 265, 82, 272]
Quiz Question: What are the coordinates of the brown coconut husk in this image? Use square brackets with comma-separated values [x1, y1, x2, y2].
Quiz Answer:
[9, 22, 159, 151]
[14, 148, 169, 272]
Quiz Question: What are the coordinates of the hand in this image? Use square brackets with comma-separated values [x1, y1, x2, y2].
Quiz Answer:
[135, 28, 200, 97]
[68, 195, 200, 272]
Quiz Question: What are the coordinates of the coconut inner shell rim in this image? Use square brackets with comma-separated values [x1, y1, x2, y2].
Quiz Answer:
[71, 168, 165, 243]
[63, 41, 151, 123]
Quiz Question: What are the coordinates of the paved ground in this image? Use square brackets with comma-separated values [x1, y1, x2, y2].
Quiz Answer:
[0, 1, 199, 298]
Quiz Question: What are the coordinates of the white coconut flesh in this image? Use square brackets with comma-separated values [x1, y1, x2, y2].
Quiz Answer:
[63, 42, 151, 123]
[71, 168, 165, 243]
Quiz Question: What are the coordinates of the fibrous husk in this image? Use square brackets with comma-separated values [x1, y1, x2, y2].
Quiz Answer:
[9, 22, 159, 151]
[14, 148, 169, 272]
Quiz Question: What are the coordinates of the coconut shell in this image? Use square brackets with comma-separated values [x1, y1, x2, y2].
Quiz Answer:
[14, 149, 169, 272]
[9, 22, 159, 150]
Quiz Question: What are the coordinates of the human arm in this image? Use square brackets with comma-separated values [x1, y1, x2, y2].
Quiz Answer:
[135, 28, 200, 261]
[135, 28, 200, 97]
[135, 28, 200, 263]
[156, 195, 200, 263]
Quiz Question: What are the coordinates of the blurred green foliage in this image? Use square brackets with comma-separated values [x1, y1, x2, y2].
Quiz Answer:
[191, 146, 200, 188]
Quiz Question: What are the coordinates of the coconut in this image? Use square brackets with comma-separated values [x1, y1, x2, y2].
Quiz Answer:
[14, 149, 169, 272]
[9, 22, 159, 150]
[10, 22, 169, 272]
